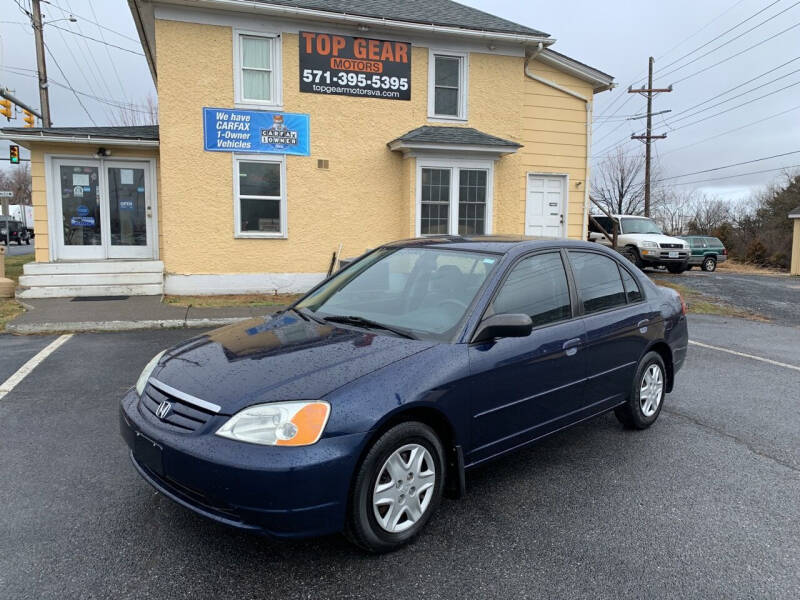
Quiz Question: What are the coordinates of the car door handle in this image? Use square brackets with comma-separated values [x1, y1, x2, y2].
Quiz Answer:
[562, 338, 581, 356]
[637, 319, 649, 333]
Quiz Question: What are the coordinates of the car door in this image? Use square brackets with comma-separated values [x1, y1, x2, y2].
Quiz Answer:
[466, 251, 587, 464]
[567, 250, 656, 410]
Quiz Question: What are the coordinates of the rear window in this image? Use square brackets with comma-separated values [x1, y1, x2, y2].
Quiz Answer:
[710, 238, 724, 247]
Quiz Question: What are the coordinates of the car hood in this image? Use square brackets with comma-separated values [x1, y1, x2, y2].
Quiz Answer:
[150, 313, 436, 414]
[625, 233, 687, 246]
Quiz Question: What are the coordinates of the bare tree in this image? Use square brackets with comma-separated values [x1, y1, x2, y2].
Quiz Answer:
[109, 94, 158, 127]
[0, 164, 31, 204]
[590, 147, 647, 216]
[687, 194, 731, 235]
[652, 188, 696, 235]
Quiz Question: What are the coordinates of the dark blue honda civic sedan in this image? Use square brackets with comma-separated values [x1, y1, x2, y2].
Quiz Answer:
[120, 236, 688, 552]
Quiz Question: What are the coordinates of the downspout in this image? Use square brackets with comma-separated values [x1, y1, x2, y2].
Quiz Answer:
[524, 55, 592, 239]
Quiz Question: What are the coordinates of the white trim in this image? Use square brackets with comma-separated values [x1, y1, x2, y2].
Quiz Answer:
[44, 154, 159, 262]
[525, 172, 569, 238]
[428, 49, 469, 121]
[535, 50, 614, 93]
[388, 140, 519, 158]
[415, 157, 494, 237]
[233, 29, 283, 109]
[0, 133, 158, 147]
[164, 272, 325, 295]
[233, 154, 287, 239]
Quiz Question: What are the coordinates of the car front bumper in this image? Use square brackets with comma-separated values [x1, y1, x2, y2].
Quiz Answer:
[119, 389, 367, 538]
[639, 248, 690, 265]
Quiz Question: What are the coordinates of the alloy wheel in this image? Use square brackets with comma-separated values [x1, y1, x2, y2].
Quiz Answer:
[372, 443, 436, 533]
[639, 364, 664, 417]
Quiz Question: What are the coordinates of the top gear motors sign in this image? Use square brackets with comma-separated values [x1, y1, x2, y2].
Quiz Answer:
[299, 31, 411, 101]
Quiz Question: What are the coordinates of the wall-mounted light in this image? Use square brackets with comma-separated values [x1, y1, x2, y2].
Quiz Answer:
[95, 147, 111, 157]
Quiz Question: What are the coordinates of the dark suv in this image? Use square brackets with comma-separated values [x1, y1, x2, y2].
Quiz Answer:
[0, 218, 32, 245]
[680, 236, 727, 272]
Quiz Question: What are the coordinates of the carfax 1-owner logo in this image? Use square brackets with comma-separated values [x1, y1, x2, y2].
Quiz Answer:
[299, 31, 411, 100]
[202, 108, 310, 156]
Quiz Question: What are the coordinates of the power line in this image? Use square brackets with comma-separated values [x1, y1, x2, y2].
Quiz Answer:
[672, 20, 800, 84]
[47, 23, 144, 55]
[657, 150, 800, 182]
[656, 0, 791, 77]
[87, 0, 129, 102]
[669, 163, 800, 186]
[661, 103, 800, 156]
[39, 0, 141, 44]
[43, 42, 96, 125]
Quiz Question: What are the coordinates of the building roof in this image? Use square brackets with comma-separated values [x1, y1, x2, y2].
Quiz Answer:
[789, 205, 800, 218]
[390, 126, 521, 148]
[1, 126, 159, 140]
[249, 0, 548, 36]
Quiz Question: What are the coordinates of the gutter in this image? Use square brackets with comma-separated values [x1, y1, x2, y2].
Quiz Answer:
[524, 57, 592, 239]
[0, 132, 159, 147]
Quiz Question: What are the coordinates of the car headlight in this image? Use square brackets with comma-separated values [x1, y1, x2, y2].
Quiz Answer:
[640, 241, 659, 248]
[216, 401, 331, 446]
[135, 350, 165, 396]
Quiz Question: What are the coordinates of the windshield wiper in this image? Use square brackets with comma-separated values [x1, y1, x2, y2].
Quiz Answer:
[278, 306, 324, 323]
[322, 315, 417, 339]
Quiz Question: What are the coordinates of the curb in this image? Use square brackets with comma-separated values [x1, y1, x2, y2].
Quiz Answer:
[5, 317, 251, 335]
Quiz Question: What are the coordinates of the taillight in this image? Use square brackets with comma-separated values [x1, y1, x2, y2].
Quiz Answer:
[722, 248, 728, 256]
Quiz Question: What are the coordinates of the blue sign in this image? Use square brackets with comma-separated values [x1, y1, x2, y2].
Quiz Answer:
[119, 199, 134, 211]
[76, 205, 90, 217]
[203, 107, 310, 155]
[70, 216, 96, 227]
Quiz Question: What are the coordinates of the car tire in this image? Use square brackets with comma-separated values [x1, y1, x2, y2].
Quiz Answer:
[345, 421, 445, 553]
[621, 246, 644, 270]
[701, 256, 717, 272]
[614, 351, 666, 430]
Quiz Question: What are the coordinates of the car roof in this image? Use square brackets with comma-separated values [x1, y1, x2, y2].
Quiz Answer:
[381, 235, 607, 255]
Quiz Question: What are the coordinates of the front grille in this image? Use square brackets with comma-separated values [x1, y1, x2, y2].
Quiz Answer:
[139, 383, 214, 432]
[659, 243, 683, 249]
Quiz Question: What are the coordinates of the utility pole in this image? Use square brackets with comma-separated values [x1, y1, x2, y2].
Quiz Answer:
[629, 57, 671, 216]
[30, 0, 52, 127]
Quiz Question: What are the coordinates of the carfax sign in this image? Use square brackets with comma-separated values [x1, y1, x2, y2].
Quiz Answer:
[299, 31, 411, 100]
[203, 108, 310, 155]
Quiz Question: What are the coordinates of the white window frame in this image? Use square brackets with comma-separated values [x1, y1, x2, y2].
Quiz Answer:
[427, 49, 469, 122]
[415, 157, 493, 237]
[233, 30, 283, 109]
[233, 154, 287, 239]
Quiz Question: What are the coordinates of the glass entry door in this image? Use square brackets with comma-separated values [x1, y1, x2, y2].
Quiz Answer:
[53, 158, 154, 260]
[106, 163, 152, 259]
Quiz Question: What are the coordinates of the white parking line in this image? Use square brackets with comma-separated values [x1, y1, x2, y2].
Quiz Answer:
[0, 334, 73, 401]
[689, 340, 800, 372]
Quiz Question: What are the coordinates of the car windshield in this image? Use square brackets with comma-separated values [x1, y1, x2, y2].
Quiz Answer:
[296, 247, 500, 341]
[620, 218, 663, 234]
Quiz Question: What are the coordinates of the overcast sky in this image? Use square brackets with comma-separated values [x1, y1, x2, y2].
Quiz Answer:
[2, 0, 799, 201]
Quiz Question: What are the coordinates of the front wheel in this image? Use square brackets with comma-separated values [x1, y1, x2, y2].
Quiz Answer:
[701, 256, 717, 272]
[615, 351, 666, 429]
[346, 422, 445, 553]
[621, 246, 644, 269]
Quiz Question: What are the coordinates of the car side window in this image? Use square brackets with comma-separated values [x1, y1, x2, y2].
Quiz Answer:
[568, 251, 627, 314]
[619, 267, 643, 303]
[490, 252, 571, 328]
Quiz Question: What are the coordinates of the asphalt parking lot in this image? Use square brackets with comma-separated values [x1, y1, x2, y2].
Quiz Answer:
[0, 316, 798, 599]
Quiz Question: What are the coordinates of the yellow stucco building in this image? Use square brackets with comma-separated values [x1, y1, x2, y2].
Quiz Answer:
[1, 0, 613, 297]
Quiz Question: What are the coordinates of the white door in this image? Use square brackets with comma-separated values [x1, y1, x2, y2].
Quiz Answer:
[53, 158, 155, 260]
[525, 174, 565, 237]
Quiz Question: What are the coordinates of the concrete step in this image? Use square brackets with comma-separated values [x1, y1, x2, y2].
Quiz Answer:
[17, 283, 164, 298]
[19, 272, 163, 288]
[23, 260, 164, 276]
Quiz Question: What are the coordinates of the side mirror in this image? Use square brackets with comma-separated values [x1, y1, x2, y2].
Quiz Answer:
[471, 313, 533, 343]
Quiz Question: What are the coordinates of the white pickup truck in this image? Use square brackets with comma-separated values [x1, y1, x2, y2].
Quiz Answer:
[588, 214, 690, 273]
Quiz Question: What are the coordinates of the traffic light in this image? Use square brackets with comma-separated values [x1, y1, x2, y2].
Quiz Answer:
[23, 110, 35, 127]
[0, 99, 11, 121]
[9, 145, 20, 165]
